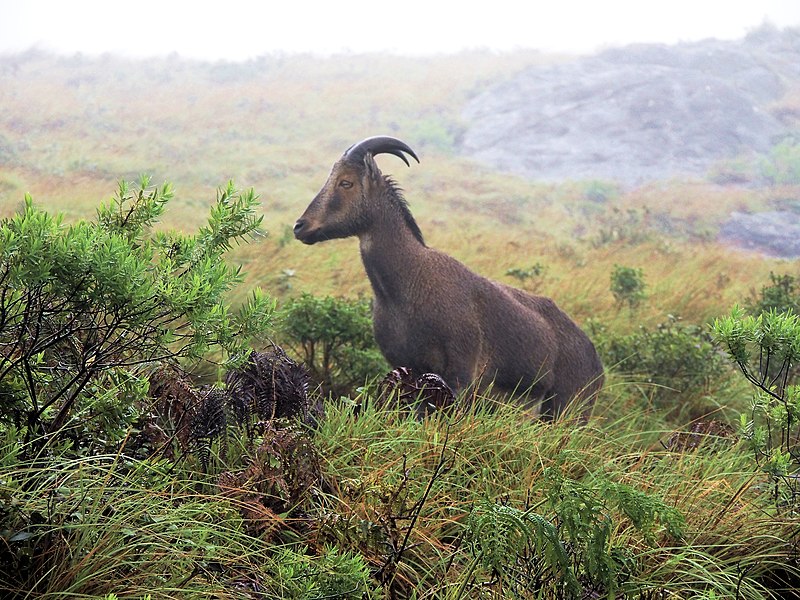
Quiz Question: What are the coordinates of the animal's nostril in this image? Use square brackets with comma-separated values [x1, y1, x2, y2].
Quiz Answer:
[293, 220, 305, 235]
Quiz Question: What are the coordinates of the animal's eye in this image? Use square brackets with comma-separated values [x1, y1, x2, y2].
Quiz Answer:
[339, 180, 353, 189]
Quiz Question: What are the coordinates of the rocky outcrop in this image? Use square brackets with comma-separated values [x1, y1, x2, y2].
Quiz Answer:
[461, 26, 799, 185]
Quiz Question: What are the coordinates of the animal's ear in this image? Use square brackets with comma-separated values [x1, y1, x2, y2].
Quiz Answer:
[362, 153, 381, 181]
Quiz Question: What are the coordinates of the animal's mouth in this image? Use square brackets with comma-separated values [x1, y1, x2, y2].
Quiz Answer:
[293, 219, 321, 245]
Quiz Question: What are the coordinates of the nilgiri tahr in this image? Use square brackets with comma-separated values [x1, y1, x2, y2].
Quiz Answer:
[294, 136, 603, 418]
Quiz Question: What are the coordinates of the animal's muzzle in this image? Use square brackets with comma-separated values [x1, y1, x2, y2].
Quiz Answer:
[293, 219, 317, 244]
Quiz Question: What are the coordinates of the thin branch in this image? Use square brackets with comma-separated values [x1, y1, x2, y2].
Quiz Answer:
[380, 421, 455, 581]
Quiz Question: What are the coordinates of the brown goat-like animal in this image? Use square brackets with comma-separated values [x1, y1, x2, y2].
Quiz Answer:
[294, 136, 603, 418]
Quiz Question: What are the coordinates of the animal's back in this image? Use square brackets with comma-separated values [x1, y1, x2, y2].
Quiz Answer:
[372, 247, 602, 415]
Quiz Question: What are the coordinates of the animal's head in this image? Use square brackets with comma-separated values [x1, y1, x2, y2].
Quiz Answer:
[293, 136, 419, 245]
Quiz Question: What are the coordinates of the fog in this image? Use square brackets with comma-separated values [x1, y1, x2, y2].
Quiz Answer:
[0, 0, 798, 59]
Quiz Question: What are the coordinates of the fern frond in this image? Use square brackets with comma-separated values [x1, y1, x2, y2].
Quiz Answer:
[465, 500, 580, 595]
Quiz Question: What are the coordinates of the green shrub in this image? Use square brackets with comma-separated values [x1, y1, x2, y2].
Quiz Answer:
[277, 293, 388, 397]
[741, 270, 800, 397]
[464, 499, 581, 597]
[713, 306, 800, 508]
[761, 138, 800, 185]
[745, 271, 800, 316]
[610, 264, 647, 310]
[506, 262, 548, 291]
[267, 545, 379, 599]
[595, 316, 729, 406]
[591, 207, 652, 247]
[0, 176, 273, 455]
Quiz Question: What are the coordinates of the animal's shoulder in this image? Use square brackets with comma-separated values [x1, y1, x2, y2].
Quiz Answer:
[425, 247, 478, 274]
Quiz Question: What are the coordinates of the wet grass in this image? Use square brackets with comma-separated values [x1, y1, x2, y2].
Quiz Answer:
[1, 49, 800, 598]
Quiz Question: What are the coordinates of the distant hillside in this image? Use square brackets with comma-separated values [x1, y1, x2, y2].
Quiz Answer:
[460, 26, 800, 185]
[0, 39, 798, 259]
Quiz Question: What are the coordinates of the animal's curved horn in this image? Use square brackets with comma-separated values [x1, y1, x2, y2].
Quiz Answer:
[344, 136, 420, 167]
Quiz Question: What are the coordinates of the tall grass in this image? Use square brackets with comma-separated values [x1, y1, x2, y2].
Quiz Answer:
[2, 381, 798, 597]
[1, 441, 259, 598]
[309, 390, 799, 597]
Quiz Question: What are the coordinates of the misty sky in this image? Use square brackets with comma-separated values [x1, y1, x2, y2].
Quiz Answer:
[1, 0, 799, 59]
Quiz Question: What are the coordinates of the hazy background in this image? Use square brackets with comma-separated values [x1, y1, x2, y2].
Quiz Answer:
[1, 0, 799, 59]
[1, 1, 799, 261]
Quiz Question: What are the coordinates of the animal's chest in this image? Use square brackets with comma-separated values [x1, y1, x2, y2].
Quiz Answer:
[373, 303, 413, 357]
[372, 301, 446, 371]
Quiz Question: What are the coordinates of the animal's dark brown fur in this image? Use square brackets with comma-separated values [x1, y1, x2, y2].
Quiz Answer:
[294, 136, 603, 418]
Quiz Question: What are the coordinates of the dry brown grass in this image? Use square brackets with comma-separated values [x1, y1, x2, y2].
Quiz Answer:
[1, 50, 797, 333]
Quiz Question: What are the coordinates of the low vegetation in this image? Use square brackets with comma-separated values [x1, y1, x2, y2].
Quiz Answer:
[277, 293, 387, 398]
[0, 49, 799, 598]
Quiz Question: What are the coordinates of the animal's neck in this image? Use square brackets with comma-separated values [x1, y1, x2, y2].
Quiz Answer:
[359, 210, 426, 303]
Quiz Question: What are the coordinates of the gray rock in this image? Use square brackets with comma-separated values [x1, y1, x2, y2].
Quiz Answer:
[460, 28, 799, 185]
[719, 211, 800, 258]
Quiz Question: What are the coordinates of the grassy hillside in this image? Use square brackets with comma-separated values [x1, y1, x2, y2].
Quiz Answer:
[1, 49, 800, 598]
[1, 50, 794, 320]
